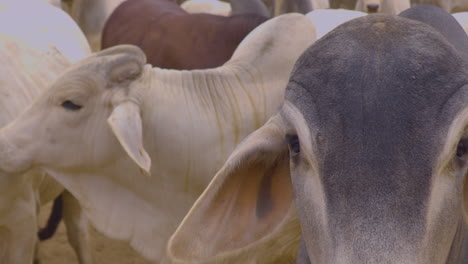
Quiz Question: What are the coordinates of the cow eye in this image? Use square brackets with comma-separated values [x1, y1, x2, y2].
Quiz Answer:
[286, 135, 300, 156]
[61, 100, 82, 111]
[456, 140, 467, 158]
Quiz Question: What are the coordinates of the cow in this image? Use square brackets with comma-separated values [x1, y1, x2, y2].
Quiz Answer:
[454, 12, 468, 35]
[0, 14, 316, 263]
[65, 0, 125, 51]
[65, 0, 270, 51]
[167, 8, 468, 264]
[410, 0, 468, 12]
[181, 0, 325, 17]
[306, 9, 367, 39]
[180, 0, 231, 15]
[329, 0, 356, 9]
[273, 0, 330, 16]
[230, 0, 271, 16]
[355, 0, 410, 13]
[101, 0, 268, 70]
[0, 0, 92, 263]
[399, 5, 468, 57]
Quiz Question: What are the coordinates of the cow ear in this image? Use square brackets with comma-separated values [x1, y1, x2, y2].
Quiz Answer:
[167, 115, 300, 264]
[107, 101, 151, 175]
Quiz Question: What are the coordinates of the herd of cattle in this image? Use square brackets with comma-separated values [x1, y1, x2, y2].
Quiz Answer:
[1, 0, 468, 263]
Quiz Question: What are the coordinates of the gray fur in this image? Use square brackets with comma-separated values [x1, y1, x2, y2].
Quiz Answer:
[285, 14, 468, 263]
[231, 0, 271, 17]
[275, 0, 313, 15]
[399, 5, 468, 57]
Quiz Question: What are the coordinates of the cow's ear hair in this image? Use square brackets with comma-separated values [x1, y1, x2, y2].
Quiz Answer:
[97, 45, 146, 84]
[108, 101, 151, 175]
[167, 115, 300, 263]
[109, 60, 142, 84]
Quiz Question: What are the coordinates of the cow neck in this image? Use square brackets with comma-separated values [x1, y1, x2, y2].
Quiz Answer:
[133, 63, 285, 189]
[143, 62, 284, 148]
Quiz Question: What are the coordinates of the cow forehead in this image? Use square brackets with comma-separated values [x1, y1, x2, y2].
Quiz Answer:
[284, 15, 468, 211]
[50, 54, 134, 93]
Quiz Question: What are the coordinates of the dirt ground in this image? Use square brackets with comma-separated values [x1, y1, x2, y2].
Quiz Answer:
[38, 202, 153, 264]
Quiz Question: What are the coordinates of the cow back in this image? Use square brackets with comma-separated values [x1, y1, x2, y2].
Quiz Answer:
[102, 0, 267, 69]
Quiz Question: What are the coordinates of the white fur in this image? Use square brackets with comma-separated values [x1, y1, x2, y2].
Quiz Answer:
[0, 0, 91, 263]
[181, 0, 231, 16]
[355, 0, 410, 14]
[307, 9, 367, 39]
[453, 12, 468, 34]
[0, 14, 317, 262]
[68, 0, 126, 51]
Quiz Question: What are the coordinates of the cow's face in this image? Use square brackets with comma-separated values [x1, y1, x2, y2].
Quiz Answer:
[168, 15, 468, 264]
[355, 0, 382, 13]
[0, 45, 151, 175]
[283, 15, 468, 263]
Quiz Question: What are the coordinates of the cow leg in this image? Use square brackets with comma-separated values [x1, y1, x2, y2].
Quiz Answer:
[62, 191, 93, 264]
[0, 174, 38, 264]
[1, 213, 37, 264]
[34, 241, 40, 264]
[296, 237, 311, 264]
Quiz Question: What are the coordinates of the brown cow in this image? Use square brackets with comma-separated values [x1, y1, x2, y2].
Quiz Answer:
[101, 0, 268, 70]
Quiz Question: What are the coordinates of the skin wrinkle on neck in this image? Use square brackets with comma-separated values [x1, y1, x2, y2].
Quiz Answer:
[144, 63, 272, 153]
[121, 63, 285, 205]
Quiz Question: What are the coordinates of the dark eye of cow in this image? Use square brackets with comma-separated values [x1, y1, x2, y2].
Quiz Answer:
[456, 140, 467, 158]
[286, 135, 300, 156]
[61, 100, 82, 111]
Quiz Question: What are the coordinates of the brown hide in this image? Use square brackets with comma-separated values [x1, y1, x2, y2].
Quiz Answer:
[101, 0, 268, 70]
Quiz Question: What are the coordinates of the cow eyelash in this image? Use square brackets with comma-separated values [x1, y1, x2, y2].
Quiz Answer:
[61, 100, 82, 111]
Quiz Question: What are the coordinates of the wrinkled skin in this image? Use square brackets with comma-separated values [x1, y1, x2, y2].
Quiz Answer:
[166, 13, 468, 264]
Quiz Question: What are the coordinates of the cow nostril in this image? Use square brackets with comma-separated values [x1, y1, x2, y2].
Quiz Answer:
[367, 4, 379, 12]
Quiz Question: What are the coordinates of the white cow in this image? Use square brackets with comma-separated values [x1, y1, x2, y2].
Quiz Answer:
[181, 0, 270, 17]
[67, 0, 126, 51]
[454, 12, 468, 34]
[355, 0, 410, 14]
[0, 0, 91, 263]
[180, 0, 231, 15]
[307, 9, 367, 39]
[181, 0, 327, 17]
[0, 14, 316, 263]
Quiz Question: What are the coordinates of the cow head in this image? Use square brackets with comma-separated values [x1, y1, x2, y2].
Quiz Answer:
[0, 45, 151, 175]
[168, 15, 468, 264]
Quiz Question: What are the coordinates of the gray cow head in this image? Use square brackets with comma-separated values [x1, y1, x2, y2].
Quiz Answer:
[168, 14, 468, 264]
